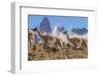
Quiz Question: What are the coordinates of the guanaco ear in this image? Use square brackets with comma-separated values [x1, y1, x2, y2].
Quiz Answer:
[63, 30, 67, 34]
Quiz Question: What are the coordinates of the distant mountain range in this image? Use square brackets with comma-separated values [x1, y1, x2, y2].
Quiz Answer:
[71, 28, 88, 35]
[38, 17, 87, 35]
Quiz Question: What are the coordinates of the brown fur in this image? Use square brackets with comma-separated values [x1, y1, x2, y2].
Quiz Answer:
[69, 37, 82, 49]
[28, 31, 34, 48]
[64, 31, 87, 49]
[28, 30, 44, 51]
[36, 29, 63, 51]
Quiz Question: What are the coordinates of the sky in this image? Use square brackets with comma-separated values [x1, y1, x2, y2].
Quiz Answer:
[28, 15, 88, 30]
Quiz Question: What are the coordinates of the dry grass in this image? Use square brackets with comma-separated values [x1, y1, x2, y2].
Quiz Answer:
[28, 42, 88, 61]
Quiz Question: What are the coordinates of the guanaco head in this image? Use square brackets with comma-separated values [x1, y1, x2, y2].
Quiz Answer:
[63, 30, 68, 34]
[31, 28, 38, 32]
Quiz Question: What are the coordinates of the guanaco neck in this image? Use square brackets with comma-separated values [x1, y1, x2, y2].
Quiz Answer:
[37, 30, 42, 37]
[65, 32, 70, 40]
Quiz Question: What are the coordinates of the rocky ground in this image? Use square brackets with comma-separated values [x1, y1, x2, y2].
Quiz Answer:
[28, 43, 88, 61]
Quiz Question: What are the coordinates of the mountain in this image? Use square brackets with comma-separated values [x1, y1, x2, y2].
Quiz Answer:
[39, 17, 51, 34]
[52, 25, 65, 36]
[71, 28, 88, 35]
